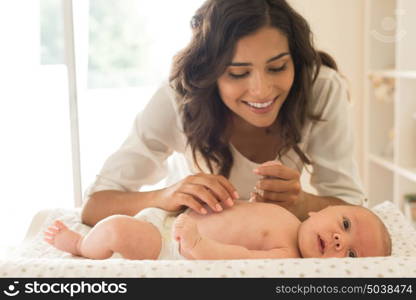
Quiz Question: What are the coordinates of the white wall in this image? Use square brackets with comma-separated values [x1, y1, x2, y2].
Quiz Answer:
[289, 0, 365, 179]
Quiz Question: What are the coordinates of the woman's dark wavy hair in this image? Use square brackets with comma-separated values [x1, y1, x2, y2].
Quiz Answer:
[169, 0, 338, 177]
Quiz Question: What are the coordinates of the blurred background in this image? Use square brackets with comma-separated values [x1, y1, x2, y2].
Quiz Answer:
[0, 0, 414, 252]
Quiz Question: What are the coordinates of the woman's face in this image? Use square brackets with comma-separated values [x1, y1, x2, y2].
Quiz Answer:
[217, 26, 295, 129]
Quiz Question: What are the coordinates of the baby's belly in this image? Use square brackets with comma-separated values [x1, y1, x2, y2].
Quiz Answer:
[186, 202, 293, 250]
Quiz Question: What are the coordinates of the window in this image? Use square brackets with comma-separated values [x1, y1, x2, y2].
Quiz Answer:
[0, 0, 72, 251]
[76, 0, 204, 198]
[0, 0, 204, 250]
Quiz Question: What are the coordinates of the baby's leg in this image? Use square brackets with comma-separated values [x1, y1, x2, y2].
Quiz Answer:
[82, 215, 162, 260]
[44, 215, 162, 260]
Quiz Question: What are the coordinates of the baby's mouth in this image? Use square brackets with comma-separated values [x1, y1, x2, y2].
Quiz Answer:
[318, 235, 325, 254]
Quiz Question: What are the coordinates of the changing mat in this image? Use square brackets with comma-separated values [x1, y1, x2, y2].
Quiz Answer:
[1, 201, 416, 277]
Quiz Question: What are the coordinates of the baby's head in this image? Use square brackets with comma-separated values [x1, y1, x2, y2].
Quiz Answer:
[298, 205, 391, 258]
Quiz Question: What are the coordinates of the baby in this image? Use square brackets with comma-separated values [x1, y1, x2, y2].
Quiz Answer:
[44, 201, 391, 260]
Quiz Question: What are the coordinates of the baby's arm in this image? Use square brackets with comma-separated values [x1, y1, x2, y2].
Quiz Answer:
[173, 214, 299, 260]
[193, 237, 298, 259]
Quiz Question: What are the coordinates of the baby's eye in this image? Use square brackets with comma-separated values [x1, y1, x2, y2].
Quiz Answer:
[347, 250, 357, 258]
[342, 218, 350, 230]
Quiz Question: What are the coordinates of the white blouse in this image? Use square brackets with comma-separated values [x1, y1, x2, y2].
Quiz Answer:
[85, 65, 364, 205]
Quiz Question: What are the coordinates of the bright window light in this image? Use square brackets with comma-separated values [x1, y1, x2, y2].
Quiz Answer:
[0, 0, 205, 253]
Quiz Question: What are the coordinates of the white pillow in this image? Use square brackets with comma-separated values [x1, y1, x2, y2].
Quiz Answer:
[371, 201, 416, 256]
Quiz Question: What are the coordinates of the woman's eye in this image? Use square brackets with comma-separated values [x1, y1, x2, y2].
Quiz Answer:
[347, 250, 356, 258]
[269, 64, 287, 73]
[229, 72, 249, 79]
[228, 63, 287, 79]
[343, 218, 350, 230]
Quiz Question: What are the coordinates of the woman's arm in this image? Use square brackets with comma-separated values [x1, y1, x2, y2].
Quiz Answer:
[250, 180, 348, 221]
[251, 162, 349, 220]
[293, 192, 348, 221]
[82, 83, 238, 226]
[82, 172, 238, 226]
[81, 84, 177, 226]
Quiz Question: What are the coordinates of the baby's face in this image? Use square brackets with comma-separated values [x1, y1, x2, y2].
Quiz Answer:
[298, 205, 386, 258]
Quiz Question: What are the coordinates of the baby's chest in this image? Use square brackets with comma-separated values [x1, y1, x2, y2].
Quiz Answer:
[255, 225, 296, 250]
[210, 218, 296, 251]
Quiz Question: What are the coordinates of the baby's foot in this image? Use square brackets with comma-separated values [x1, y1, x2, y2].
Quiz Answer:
[44, 220, 83, 256]
[173, 213, 202, 252]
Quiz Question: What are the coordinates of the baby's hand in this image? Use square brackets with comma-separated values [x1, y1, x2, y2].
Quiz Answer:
[172, 214, 201, 252]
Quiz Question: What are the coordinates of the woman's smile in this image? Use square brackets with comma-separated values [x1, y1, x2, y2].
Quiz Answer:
[241, 95, 279, 114]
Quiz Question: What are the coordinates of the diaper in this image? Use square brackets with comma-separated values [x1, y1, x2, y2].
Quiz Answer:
[133, 207, 184, 260]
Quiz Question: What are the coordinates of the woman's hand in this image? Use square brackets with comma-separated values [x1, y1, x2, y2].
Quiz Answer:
[250, 161, 305, 214]
[155, 173, 239, 214]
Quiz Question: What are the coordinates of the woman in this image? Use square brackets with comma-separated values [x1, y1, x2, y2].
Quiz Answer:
[81, 0, 364, 226]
